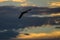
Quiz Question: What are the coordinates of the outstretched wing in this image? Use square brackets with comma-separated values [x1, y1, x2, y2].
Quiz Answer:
[18, 9, 32, 19]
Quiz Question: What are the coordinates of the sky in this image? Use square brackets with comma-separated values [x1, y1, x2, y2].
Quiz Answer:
[0, 0, 60, 7]
[0, 0, 60, 39]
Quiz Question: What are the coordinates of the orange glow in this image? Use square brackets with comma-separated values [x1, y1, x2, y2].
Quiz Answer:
[12, 0, 26, 3]
[12, 0, 36, 7]
[16, 31, 60, 39]
[20, 3, 36, 6]
[20, 3, 29, 6]
[49, 2, 60, 8]
[0, 0, 8, 2]
[51, 13, 60, 17]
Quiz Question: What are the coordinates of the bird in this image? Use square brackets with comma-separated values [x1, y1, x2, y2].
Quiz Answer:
[18, 9, 32, 19]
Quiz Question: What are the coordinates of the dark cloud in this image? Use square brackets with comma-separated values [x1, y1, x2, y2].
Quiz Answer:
[0, 6, 60, 30]
[0, 6, 60, 39]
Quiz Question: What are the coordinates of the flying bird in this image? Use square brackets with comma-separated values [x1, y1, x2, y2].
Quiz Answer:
[18, 9, 32, 19]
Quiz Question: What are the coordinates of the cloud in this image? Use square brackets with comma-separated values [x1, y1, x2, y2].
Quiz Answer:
[16, 31, 60, 39]
[0, 0, 8, 2]
[0, 29, 8, 32]
[12, 0, 36, 6]
[49, 2, 60, 8]
[51, 13, 60, 17]
[27, 15, 52, 17]
[0, 0, 36, 7]
[0, 0, 27, 3]
[12, 0, 27, 3]
[20, 2, 36, 6]
[16, 26, 60, 39]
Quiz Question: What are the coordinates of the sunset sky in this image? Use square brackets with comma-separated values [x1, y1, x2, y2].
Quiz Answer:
[0, 0, 60, 39]
[0, 0, 60, 7]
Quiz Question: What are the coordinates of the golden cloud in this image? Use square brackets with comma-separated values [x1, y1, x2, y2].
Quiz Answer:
[12, 0, 36, 7]
[20, 3, 36, 7]
[20, 3, 29, 6]
[0, 0, 8, 2]
[51, 13, 60, 17]
[49, 2, 60, 8]
[12, 0, 26, 3]
[16, 31, 60, 39]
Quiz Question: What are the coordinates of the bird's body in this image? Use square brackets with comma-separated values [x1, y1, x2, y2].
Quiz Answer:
[18, 9, 32, 19]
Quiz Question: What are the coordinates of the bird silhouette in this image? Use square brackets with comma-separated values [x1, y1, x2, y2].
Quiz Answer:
[18, 9, 32, 19]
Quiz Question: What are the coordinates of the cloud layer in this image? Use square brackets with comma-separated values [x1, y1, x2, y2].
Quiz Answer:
[16, 31, 60, 39]
[49, 2, 60, 8]
[0, 0, 26, 3]
[12, 0, 26, 3]
[20, 3, 36, 6]
[16, 25, 60, 39]
[0, 0, 8, 2]
[0, 0, 36, 6]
